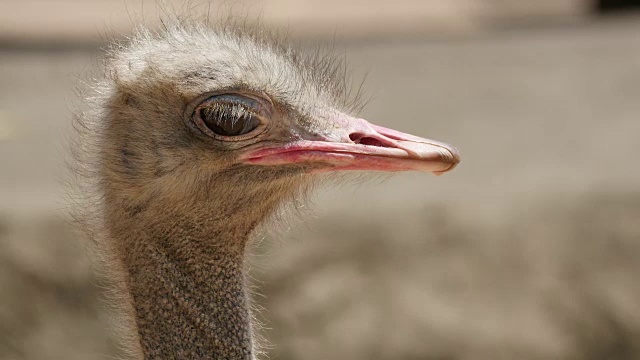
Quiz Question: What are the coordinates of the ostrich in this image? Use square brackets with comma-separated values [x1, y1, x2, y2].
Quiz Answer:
[70, 20, 460, 360]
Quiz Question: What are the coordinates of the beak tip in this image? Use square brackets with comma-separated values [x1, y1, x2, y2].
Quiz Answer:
[434, 146, 461, 176]
[448, 145, 462, 162]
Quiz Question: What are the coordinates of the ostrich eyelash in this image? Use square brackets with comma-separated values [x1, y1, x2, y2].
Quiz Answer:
[201, 102, 253, 125]
[194, 95, 267, 140]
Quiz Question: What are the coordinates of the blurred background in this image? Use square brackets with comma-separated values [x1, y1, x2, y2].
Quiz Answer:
[1, 0, 640, 359]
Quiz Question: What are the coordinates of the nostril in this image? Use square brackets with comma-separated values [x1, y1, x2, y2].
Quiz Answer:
[349, 133, 392, 148]
[348, 133, 362, 142]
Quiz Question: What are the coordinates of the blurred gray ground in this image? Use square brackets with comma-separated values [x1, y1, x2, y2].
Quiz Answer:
[1, 12, 640, 360]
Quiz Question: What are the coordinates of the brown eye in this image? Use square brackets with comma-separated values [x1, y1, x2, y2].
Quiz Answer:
[194, 94, 266, 140]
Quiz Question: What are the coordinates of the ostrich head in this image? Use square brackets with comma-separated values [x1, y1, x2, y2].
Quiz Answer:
[99, 25, 459, 226]
[78, 21, 460, 359]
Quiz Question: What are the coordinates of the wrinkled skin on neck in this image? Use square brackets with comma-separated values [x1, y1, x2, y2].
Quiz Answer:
[102, 155, 307, 359]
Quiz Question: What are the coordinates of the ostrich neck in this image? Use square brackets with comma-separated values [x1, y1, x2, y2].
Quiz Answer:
[111, 210, 257, 360]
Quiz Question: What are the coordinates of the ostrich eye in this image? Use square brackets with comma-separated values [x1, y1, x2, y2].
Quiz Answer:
[194, 94, 266, 140]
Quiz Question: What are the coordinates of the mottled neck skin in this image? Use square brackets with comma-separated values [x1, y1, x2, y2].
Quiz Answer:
[129, 230, 252, 359]
[108, 201, 267, 360]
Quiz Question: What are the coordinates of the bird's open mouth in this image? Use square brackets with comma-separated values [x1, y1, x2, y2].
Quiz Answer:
[242, 116, 460, 175]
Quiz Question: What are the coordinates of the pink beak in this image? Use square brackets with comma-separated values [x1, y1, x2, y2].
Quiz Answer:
[242, 113, 460, 175]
